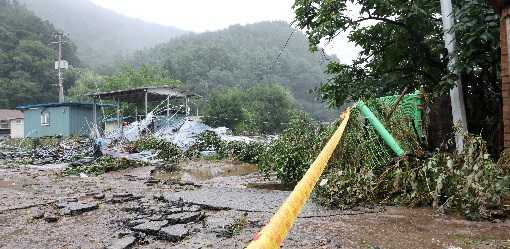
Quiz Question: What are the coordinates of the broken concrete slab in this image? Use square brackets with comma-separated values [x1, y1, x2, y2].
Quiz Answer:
[166, 211, 204, 224]
[163, 187, 374, 217]
[181, 205, 202, 213]
[108, 193, 142, 204]
[107, 235, 137, 249]
[132, 220, 169, 235]
[158, 224, 189, 242]
[127, 218, 150, 228]
[58, 202, 98, 216]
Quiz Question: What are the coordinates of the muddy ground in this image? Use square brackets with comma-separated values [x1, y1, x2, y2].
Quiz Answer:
[1, 159, 509, 249]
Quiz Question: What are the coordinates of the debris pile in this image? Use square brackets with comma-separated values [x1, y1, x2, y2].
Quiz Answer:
[0, 137, 94, 165]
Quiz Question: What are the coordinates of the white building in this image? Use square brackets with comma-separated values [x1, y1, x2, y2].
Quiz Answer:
[0, 109, 24, 139]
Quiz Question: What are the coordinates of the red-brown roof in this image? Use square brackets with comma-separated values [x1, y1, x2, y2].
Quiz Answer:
[0, 109, 23, 121]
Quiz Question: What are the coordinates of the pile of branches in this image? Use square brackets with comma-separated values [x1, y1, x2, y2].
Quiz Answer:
[314, 100, 510, 220]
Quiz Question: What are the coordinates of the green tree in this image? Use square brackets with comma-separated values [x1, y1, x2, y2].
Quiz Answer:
[203, 83, 296, 134]
[124, 21, 337, 121]
[203, 88, 247, 130]
[292, 0, 501, 150]
[244, 83, 296, 134]
[0, 0, 80, 108]
[68, 65, 181, 97]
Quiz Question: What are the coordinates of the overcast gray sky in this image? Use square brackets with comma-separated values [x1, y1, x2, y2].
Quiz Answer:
[91, 0, 358, 63]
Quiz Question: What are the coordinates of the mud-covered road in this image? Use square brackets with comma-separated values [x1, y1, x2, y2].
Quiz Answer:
[1, 160, 509, 249]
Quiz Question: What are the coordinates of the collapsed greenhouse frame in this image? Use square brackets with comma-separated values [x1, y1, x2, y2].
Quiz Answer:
[86, 86, 201, 130]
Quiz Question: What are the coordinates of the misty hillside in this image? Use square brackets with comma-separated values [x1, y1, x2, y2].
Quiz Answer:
[18, 0, 186, 68]
[0, 0, 80, 108]
[125, 21, 336, 120]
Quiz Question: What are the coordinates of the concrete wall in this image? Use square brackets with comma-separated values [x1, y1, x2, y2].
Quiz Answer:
[9, 119, 24, 138]
[24, 106, 70, 137]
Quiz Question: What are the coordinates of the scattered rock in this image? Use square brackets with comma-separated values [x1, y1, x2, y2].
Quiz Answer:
[107, 235, 137, 249]
[132, 220, 169, 235]
[158, 224, 189, 242]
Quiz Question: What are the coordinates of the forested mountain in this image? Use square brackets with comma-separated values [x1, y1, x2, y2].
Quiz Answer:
[0, 0, 80, 108]
[18, 0, 186, 68]
[125, 21, 336, 120]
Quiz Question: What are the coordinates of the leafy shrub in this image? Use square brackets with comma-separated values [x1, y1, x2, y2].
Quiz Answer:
[63, 156, 143, 176]
[184, 131, 223, 158]
[218, 141, 265, 164]
[185, 131, 265, 164]
[133, 136, 182, 163]
[258, 112, 334, 184]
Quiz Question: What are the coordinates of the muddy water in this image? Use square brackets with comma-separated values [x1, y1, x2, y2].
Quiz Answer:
[0, 180, 16, 188]
[153, 160, 259, 183]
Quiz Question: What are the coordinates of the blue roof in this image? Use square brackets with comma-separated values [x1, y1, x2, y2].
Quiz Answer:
[17, 102, 114, 110]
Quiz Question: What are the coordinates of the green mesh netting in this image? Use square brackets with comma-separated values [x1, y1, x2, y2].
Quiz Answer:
[314, 93, 426, 206]
[376, 90, 423, 138]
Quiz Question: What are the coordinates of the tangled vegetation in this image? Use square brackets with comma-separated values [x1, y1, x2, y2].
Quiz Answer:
[133, 136, 182, 163]
[258, 112, 334, 184]
[185, 131, 264, 164]
[259, 98, 509, 219]
[63, 156, 144, 176]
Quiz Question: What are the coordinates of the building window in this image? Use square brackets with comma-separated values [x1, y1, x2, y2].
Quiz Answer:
[16, 119, 23, 124]
[41, 111, 50, 126]
[0, 120, 8, 129]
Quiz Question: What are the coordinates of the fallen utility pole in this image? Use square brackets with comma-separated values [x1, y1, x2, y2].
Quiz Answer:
[440, 0, 468, 152]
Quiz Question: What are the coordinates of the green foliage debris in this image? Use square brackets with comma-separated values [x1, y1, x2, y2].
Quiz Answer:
[63, 156, 144, 176]
[258, 112, 334, 184]
[133, 136, 182, 163]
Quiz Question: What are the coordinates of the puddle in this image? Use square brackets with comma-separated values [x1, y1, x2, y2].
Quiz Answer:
[0, 180, 16, 189]
[185, 163, 258, 181]
[152, 161, 259, 183]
